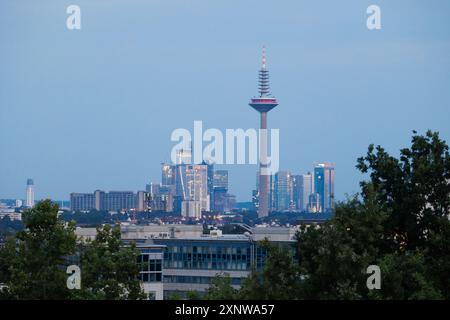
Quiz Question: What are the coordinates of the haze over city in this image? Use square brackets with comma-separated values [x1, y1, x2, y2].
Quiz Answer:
[1, 0, 450, 202]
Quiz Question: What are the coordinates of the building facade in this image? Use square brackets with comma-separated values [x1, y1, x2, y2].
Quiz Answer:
[70, 190, 143, 212]
[274, 171, 293, 211]
[314, 163, 335, 213]
[135, 233, 295, 299]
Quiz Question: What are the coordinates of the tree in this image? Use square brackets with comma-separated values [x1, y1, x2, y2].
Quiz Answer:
[293, 131, 450, 299]
[357, 130, 450, 298]
[74, 224, 146, 300]
[204, 273, 238, 300]
[0, 200, 77, 299]
[368, 250, 442, 300]
[296, 193, 388, 299]
[186, 290, 202, 300]
[357, 130, 450, 251]
[239, 240, 300, 300]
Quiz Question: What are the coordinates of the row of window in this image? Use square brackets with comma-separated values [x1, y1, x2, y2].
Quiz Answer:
[164, 275, 242, 285]
[164, 260, 249, 270]
[164, 253, 250, 262]
[169, 245, 250, 255]
[137, 256, 163, 272]
[140, 272, 162, 282]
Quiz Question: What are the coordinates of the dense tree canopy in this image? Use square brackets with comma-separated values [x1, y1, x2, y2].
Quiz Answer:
[0, 200, 77, 299]
[0, 201, 145, 300]
[74, 224, 145, 300]
[205, 131, 450, 300]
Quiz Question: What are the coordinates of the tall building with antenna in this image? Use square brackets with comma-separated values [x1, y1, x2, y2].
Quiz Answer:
[249, 47, 279, 218]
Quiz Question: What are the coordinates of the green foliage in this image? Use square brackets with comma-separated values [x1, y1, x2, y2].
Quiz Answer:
[0, 201, 146, 300]
[186, 290, 202, 300]
[204, 273, 238, 300]
[296, 192, 388, 299]
[368, 250, 442, 300]
[237, 130, 450, 300]
[357, 130, 450, 251]
[0, 200, 77, 299]
[74, 224, 146, 300]
[167, 291, 182, 300]
[240, 240, 300, 300]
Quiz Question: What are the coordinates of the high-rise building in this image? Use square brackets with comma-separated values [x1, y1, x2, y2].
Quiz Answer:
[175, 149, 192, 165]
[249, 47, 279, 218]
[147, 183, 174, 212]
[314, 163, 335, 213]
[136, 191, 147, 212]
[25, 178, 34, 208]
[70, 193, 95, 211]
[274, 171, 293, 211]
[161, 163, 176, 186]
[212, 187, 227, 212]
[213, 170, 228, 190]
[308, 193, 321, 213]
[94, 190, 104, 210]
[70, 190, 141, 212]
[181, 200, 202, 219]
[103, 191, 136, 212]
[205, 161, 215, 210]
[175, 163, 209, 216]
[295, 172, 314, 212]
[15, 199, 23, 208]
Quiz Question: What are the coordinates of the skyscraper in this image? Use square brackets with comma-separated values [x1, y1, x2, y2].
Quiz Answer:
[296, 172, 314, 212]
[249, 47, 279, 218]
[274, 171, 293, 211]
[213, 170, 229, 190]
[176, 163, 210, 218]
[314, 163, 335, 213]
[70, 193, 95, 211]
[175, 149, 192, 165]
[161, 163, 176, 186]
[26, 178, 34, 208]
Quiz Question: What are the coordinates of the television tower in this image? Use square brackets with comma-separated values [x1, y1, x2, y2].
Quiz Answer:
[249, 46, 278, 218]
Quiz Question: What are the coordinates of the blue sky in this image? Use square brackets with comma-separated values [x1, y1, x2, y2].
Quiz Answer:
[1, 0, 450, 202]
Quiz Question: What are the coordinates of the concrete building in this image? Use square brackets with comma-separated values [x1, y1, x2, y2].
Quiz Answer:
[70, 193, 95, 211]
[137, 243, 165, 300]
[120, 224, 204, 240]
[70, 190, 142, 212]
[136, 191, 147, 212]
[74, 227, 97, 241]
[136, 229, 295, 299]
[76, 224, 296, 300]
[0, 207, 21, 221]
[181, 200, 202, 219]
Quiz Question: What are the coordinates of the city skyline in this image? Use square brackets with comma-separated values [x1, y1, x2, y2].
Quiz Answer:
[1, 1, 450, 202]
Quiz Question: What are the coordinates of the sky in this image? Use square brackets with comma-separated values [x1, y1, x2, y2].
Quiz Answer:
[1, 0, 450, 202]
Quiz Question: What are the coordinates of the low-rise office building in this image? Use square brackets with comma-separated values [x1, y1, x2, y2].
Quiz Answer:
[135, 231, 296, 299]
[75, 224, 297, 300]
